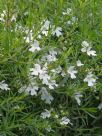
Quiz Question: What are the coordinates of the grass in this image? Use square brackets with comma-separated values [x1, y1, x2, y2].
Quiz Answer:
[0, 0, 102, 136]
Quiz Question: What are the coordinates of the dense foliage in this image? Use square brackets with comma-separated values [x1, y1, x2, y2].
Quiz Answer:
[0, 0, 102, 136]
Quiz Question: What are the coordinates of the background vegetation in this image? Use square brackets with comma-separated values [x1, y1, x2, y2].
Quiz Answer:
[0, 0, 102, 136]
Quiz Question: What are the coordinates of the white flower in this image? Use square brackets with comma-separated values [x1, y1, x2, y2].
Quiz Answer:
[48, 50, 57, 62]
[60, 117, 73, 125]
[0, 10, 6, 22]
[87, 48, 97, 56]
[0, 81, 10, 91]
[19, 84, 38, 96]
[62, 8, 72, 15]
[84, 72, 96, 87]
[47, 80, 58, 89]
[81, 41, 90, 50]
[30, 63, 57, 89]
[46, 54, 57, 62]
[74, 92, 83, 105]
[51, 66, 62, 74]
[0, 10, 16, 22]
[40, 87, 54, 104]
[40, 73, 57, 89]
[67, 66, 77, 79]
[40, 73, 50, 85]
[30, 64, 42, 76]
[42, 20, 50, 30]
[41, 109, 51, 119]
[98, 103, 102, 110]
[26, 85, 38, 96]
[38, 64, 50, 85]
[29, 40, 41, 52]
[41, 20, 50, 36]
[81, 41, 97, 56]
[41, 50, 57, 62]
[76, 60, 84, 67]
[52, 27, 62, 37]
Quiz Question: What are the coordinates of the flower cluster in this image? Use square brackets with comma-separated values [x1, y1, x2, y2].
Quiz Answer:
[30, 63, 57, 89]
[0, 5, 100, 134]
[19, 20, 98, 109]
[0, 10, 16, 22]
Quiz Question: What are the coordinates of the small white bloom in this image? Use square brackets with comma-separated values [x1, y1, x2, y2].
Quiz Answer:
[39, 64, 50, 85]
[81, 41, 89, 49]
[42, 30, 48, 36]
[84, 72, 96, 87]
[0, 81, 10, 91]
[52, 27, 62, 37]
[29, 40, 41, 52]
[60, 117, 73, 125]
[26, 85, 38, 96]
[40, 73, 50, 85]
[40, 87, 54, 104]
[0, 10, 6, 22]
[51, 66, 62, 75]
[81, 41, 97, 56]
[19, 84, 38, 96]
[41, 50, 57, 62]
[41, 109, 51, 119]
[87, 48, 97, 56]
[47, 80, 58, 89]
[74, 92, 83, 105]
[76, 60, 84, 67]
[98, 103, 102, 110]
[30, 64, 42, 76]
[62, 8, 72, 15]
[41, 20, 50, 36]
[46, 54, 57, 62]
[42, 20, 50, 30]
[67, 66, 77, 79]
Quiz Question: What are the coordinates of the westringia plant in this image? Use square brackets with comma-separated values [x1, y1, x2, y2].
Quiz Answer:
[0, 0, 102, 136]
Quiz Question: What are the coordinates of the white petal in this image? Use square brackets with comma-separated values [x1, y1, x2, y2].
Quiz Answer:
[71, 73, 76, 79]
[77, 60, 84, 67]
[82, 41, 89, 47]
[87, 50, 97, 56]
[81, 47, 87, 52]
